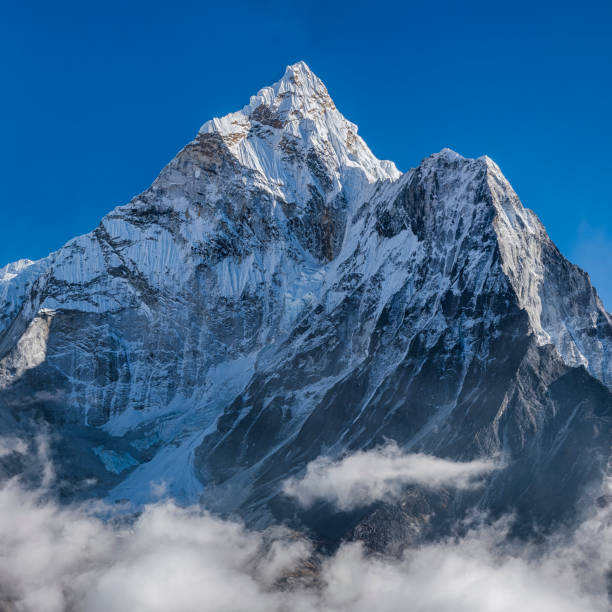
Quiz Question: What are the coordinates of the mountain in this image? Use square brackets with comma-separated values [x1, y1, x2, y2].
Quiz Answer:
[0, 62, 610, 545]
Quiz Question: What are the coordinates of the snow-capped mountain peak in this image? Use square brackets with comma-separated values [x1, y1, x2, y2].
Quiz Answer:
[201, 60, 332, 131]
[198, 61, 400, 209]
[0, 63, 610, 536]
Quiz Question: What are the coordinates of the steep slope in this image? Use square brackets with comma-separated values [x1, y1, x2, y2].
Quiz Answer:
[0, 63, 610, 542]
[0, 62, 398, 500]
[195, 149, 612, 533]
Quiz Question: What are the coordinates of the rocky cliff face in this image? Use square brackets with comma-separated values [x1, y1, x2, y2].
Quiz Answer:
[0, 62, 610, 544]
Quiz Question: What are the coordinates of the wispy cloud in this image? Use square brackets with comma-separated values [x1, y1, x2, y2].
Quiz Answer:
[0, 436, 27, 458]
[283, 442, 499, 510]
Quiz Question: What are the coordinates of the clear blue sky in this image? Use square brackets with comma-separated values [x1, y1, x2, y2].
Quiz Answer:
[2, 1, 611, 307]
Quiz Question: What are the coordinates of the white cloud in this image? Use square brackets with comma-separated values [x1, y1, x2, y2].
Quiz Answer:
[0, 436, 28, 457]
[319, 514, 611, 612]
[0, 480, 312, 612]
[0, 478, 609, 612]
[0, 439, 608, 612]
[283, 442, 499, 510]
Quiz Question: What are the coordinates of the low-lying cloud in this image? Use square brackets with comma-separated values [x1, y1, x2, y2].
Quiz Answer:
[0, 438, 609, 612]
[319, 513, 611, 612]
[283, 442, 499, 510]
[0, 480, 312, 612]
[0, 478, 609, 612]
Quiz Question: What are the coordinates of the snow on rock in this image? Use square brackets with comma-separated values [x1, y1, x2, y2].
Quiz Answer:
[199, 61, 400, 207]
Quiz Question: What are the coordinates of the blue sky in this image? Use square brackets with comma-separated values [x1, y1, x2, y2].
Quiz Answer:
[2, 1, 611, 307]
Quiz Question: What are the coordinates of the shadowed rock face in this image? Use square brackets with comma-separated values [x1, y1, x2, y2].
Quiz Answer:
[0, 62, 610, 546]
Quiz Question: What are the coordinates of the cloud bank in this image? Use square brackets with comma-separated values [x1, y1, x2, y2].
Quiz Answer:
[283, 442, 499, 510]
[0, 478, 609, 612]
[0, 480, 312, 612]
[0, 438, 609, 612]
